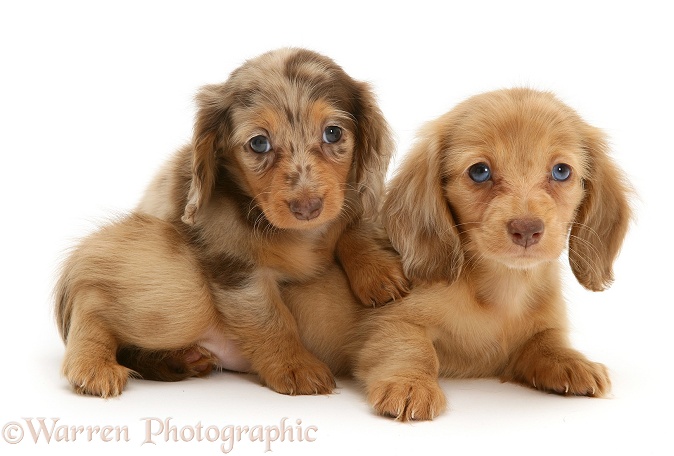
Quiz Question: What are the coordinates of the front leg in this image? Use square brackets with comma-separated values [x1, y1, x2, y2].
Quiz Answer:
[355, 317, 446, 421]
[336, 220, 409, 307]
[502, 328, 610, 397]
[213, 273, 335, 395]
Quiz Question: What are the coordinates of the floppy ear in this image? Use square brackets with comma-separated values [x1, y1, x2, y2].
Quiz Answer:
[569, 124, 632, 291]
[351, 81, 394, 219]
[383, 123, 463, 284]
[182, 83, 232, 225]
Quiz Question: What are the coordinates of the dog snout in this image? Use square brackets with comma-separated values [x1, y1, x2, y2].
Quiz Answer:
[507, 218, 544, 248]
[289, 197, 323, 221]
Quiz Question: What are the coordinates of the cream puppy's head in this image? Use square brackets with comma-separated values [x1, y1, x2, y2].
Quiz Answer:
[384, 88, 631, 291]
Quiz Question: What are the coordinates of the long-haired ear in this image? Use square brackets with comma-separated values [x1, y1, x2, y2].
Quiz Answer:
[182, 83, 231, 225]
[383, 122, 463, 284]
[351, 81, 394, 219]
[569, 124, 632, 291]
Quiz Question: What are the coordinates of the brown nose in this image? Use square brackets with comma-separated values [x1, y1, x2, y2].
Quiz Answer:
[289, 197, 323, 221]
[508, 218, 544, 247]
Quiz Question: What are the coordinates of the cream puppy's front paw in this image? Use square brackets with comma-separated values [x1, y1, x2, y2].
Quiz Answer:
[367, 375, 446, 421]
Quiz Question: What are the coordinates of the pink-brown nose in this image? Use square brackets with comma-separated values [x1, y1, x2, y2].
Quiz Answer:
[289, 197, 323, 221]
[508, 218, 544, 248]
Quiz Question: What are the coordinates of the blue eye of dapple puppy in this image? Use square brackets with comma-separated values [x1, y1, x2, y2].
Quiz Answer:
[250, 135, 272, 153]
[322, 126, 342, 144]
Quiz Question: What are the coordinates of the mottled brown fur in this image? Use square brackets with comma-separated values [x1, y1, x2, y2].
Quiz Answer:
[55, 48, 408, 397]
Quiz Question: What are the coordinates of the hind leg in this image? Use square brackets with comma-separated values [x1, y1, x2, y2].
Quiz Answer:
[117, 345, 217, 382]
[62, 304, 135, 397]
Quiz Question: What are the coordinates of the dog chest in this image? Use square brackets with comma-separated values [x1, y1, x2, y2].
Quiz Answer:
[256, 231, 333, 281]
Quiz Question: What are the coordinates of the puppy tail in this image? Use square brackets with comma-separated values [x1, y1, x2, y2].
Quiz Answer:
[53, 244, 94, 343]
[54, 259, 75, 343]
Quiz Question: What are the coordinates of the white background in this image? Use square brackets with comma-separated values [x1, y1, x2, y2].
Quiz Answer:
[1, 1, 672, 455]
